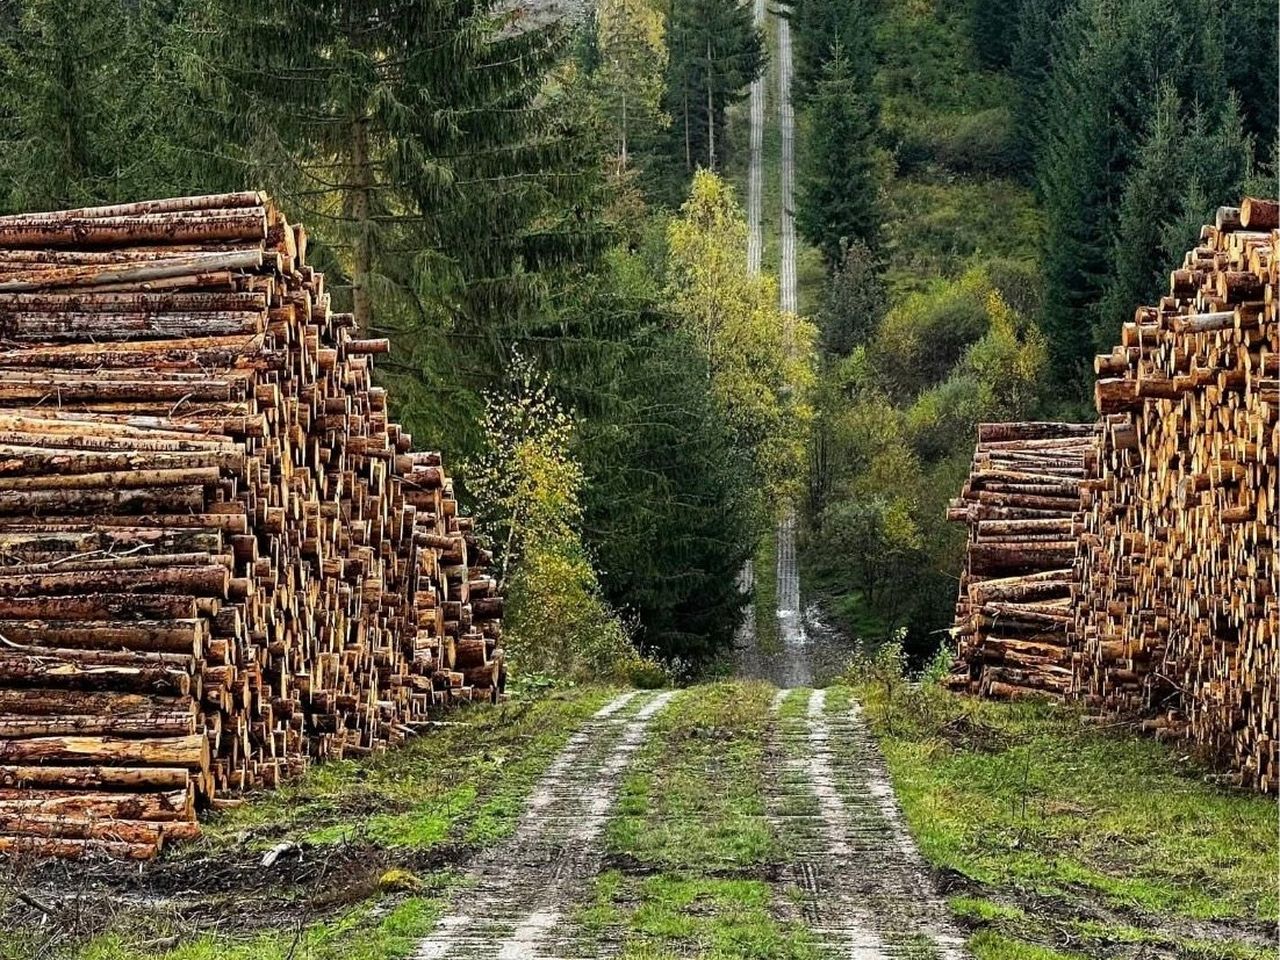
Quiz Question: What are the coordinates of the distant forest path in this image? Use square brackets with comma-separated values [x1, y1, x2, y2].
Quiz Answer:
[737, 0, 816, 686]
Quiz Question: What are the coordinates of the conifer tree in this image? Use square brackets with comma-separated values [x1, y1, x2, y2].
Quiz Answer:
[593, 0, 670, 177]
[790, 0, 874, 102]
[795, 48, 880, 267]
[662, 0, 763, 177]
[967, 0, 1021, 70]
[1100, 86, 1252, 342]
[1220, 0, 1277, 151]
[0, 0, 143, 210]
[579, 325, 758, 663]
[1007, 0, 1070, 170]
[180, 0, 611, 456]
[1036, 0, 1229, 382]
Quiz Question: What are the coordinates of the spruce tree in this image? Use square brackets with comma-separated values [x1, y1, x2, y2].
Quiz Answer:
[967, 0, 1020, 70]
[1101, 87, 1252, 352]
[1007, 0, 1071, 170]
[1220, 0, 1278, 151]
[790, 0, 874, 102]
[662, 0, 763, 178]
[795, 48, 879, 267]
[181, 0, 610, 454]
[0, 0, 143, 210]
[593, 0, 670, 177]
[579, 325, 758, 663]
[1036, 0, 1229, 382]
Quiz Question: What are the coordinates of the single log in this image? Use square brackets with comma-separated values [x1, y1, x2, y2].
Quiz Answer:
[0, 787, 192, 820]
[0, 734, 206, 768]
[0, 764, 190, 790]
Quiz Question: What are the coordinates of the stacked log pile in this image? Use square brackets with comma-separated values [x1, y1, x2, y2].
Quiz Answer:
[1078, 198, 1277, 791]
[0, 193, 506, 859]
[945, 422, 1098, 700]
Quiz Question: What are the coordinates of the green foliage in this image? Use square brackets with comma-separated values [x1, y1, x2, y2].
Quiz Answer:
[795, 47, 882, 265]
[659, 0, 763, 185]
[850, 682, 1280, 922]
[567, 249, 758, 665]
[817, 241, 885, 356]
[1099, 86, 1253, 348]
[815, 500, 921, 630]
[906, 287, 1047, 459]
[966, 0, 1021, 70]
[590, 0, 671, 176]
[870, 267, 1004, 400]
[0, 0, 153, 209]
[1220, 0, 1278, 150]
[666, 171, 816, 507]
[804, 264, 1044, 658]
[467, 356, 640, 682]
[881, 177, 1040, 292]
[1034, 0, 1238, 382]
[789, 0, 875, 102]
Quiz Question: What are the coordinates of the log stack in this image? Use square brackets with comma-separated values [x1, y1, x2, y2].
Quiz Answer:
[0, 193, 506, 859]
[946, 198, 1278, 793]
[945, 422, 1098, 700]
[1078, 198, 1277, 792]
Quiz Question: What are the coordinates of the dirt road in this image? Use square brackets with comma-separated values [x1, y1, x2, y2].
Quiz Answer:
[412, 691, 675, 959]
[407, 685, 969, 959]
[770, 688, 969, 958]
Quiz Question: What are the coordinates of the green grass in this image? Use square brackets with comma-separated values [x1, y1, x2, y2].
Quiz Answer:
[202, 686, 616, 851]
[608, 681, 777, 869]
[967, 931, 1084, 960]
[592, 680, 824, 959]
[76, 884, 455, 960]
[797, 541, 893, 643]
[848, 674, 1278, 957]
[752, 528, 780, 656]
[581, 872, 823, 960]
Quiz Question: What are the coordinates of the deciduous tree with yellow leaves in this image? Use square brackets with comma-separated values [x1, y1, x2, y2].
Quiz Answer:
[665, 170, 817, 511]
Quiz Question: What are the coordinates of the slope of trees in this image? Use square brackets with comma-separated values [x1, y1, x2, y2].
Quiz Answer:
[795, 47, 881, 266]
[659, 0, 763, 188]
[792, 0, 1269, 662]
[0, 0, 769, 674]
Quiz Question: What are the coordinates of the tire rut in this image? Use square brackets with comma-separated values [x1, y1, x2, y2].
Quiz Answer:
[412, 690, 676, 960]
[767, 689, 970, 959]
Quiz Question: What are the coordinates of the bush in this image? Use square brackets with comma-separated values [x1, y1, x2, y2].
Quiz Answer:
[871, 276, 990, 400]
[892, 108, 1020, 177]
[933, 108, 1018, 174]
[505, 540, 645, 684]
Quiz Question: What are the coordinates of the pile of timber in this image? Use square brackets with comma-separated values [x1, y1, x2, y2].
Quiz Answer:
[945, 422, 1098, 700]
[0, 193, 506, 859]
[1078, 198, 1277, 791]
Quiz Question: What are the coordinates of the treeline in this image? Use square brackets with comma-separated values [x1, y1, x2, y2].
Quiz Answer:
[790, 0, 1274, 661]
[0, 0, 779, 676]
